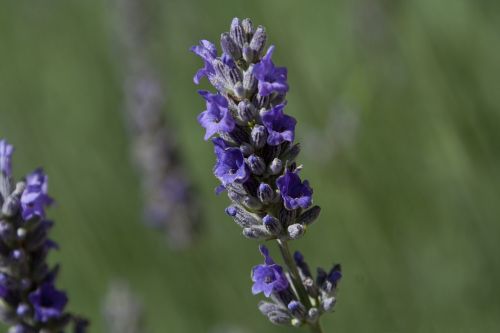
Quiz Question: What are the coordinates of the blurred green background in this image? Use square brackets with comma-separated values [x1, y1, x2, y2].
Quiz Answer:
[1, 0, 500, 332]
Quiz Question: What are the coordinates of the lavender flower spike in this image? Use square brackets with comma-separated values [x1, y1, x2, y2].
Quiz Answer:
[193, 18, 342, 332]
[112, 0, 201, 249]
[0, 138, 88, 332]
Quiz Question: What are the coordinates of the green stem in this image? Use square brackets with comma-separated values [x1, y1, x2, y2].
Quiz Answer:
[276, 239, 324, 332]
[309, 320, 324, 333]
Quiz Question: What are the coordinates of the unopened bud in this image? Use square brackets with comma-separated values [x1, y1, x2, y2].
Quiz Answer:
[262, 214, 281, 235]
[243, 65, 257, 92]
[230, 18, 246, 47]
[237, 100, 256, 123]
[258, 183, 275, 204]
[220, 32, 241, 60]
[239, 143, 254, 157]
[250, 26, 267, 56]
[224, 205, 260, 228]
[296, 206, 321, 226]
[251, 125, 267, 149]
[242, 225, 271, 240]
[287, 223, 305, 240]
[247, 155, 266, 175]
[241, 18, 254, 37]
[268, 158, 283, 175]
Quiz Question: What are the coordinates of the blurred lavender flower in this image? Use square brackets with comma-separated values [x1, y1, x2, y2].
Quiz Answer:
[103, 280, 144, 333]
[192, 18, 342, 332]
[0, 139, 88, 333]
[110, 0, 200, 250]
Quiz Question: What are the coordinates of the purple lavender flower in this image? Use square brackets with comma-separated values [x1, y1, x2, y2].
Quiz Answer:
[20, 168, 53, 221]
[251, 245, 289, 297]
[0, 139, 13, 177]
[198, 90, 235, 140]
[191, 40, 217, 85]
[214, 146, 249, 186]
[193, 18, 341, 331]
[261, 104, 297, 145]
[192, 40, 240, 94]
[29, 282, 68, 323]
[276, 170, 313, 210]
[253, 46, 289, 97]
[0, 139, 88, 332]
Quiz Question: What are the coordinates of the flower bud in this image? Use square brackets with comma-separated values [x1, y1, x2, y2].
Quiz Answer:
[279, 207, 296, 227]
[250, 25, 267, 56]
[243, 66, 257, 92]
[242, 225, 271, 240]
[225, 205, 260, 228]
[296, 206, 321, 226]
[233, 82, 245, 99]
[262, 215, 281, 235]
[220, 32, 241, 60]
[239, 143, 254, 157]
[230, 18, 246, 48]
[242, 43, 255, 63]
[257, 183, 275, 204]
[246, 155, 266, 175]
[237, 100, 256, 123]
[242, 195, 263, 210]
[241, 18, 254, 37]
[268, 158, 283, 175]
[267, 310, 292, 326]
[227, 67, 242, 85]
[213, 59, 227, 80]
[258, 301, 281, 316]
[287, 300, 306, 320]
[287, 223, 305, 240]
[251, 125, 267, 149]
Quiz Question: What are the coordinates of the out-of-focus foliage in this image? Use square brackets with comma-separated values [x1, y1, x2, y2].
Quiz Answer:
[1, 0, 499, 332]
